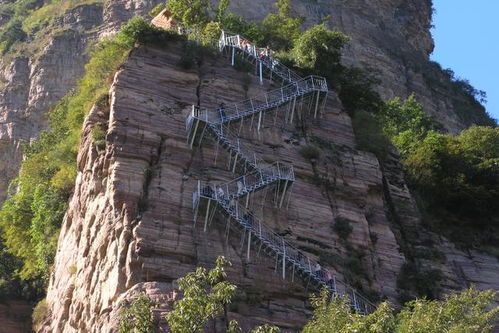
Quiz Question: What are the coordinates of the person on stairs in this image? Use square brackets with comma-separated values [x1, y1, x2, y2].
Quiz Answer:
[236, 177, 244, 194]
[203, 184, 213, 197]
[218, 103, 227, 122]
[217, 185, 225, 202]
[243, 211, 254, 228]
[315, 263, 323, 279]
[325, 270, 335, 291]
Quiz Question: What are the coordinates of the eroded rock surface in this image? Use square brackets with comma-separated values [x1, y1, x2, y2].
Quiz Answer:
[42, 42, 499, 332]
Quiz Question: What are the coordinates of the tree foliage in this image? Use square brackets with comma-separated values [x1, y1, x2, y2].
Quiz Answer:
[292, 23, 349, 76]
[0, 17, 174, 299]
[402, 126, 499, 221]
[118, 293, 158, 333]
[0, 18, 27, 53]
[303, 288, 499, 333]
[166, 256, 237, 333]
[166, 257, 279, 333]
[166, 0, 210, 30]
[262, 0, 303, 50]
[377, 95, 498, 245]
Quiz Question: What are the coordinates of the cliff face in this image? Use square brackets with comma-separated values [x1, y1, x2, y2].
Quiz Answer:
[0, 0, 162, 203]
[228, 0, 488, 134]
[41, 42, 399, 331]
[0, 0, 488, 205]
[0, 0, 497, 331]
[41, 41, 498, 332]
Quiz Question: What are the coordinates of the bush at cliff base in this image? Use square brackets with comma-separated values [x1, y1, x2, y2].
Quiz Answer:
[0, 17, 180, 300]
[302, 287, 499, 333]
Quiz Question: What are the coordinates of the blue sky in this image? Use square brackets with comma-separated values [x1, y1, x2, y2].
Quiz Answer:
[430, 0, 499, 122]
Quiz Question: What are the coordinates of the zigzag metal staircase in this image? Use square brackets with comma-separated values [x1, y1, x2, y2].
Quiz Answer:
[185, 31, 375, 315]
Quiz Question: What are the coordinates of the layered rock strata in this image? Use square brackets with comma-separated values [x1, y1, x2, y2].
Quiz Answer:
[42, 41, 499, 332]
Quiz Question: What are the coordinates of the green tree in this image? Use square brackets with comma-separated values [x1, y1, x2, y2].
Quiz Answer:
[379, 95, 438, 155]
[292, 24, 349, 76]
[119, 293, 158, 333]
[148, 3, 165, 18]
[166, 0, 210, 30]
[402, 126, 498, 221]
[302, 288, 499, 333]
[0, 17, 172, 294]
[302, 288, 395, 333]
[0, 18, 27, 53]
[202, 21, 222, 44]
[166, 257, 279, 333]
[263, 0, 303, 50]
[380, 95, 435, 140]
[215, 0, 230, 23]
[166, 256, 237, 332]
[396, 288, 499, 333]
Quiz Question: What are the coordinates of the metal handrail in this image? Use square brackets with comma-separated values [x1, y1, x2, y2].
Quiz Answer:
[220, 31, 303, 83]
[186, 30, 376, 315]
[197, 161, 294, 201]
[188, 75, 327, 127]
[194, 186, 376, 314]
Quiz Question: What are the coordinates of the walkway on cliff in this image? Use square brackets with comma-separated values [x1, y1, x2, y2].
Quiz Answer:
[185, 31, 375, 315]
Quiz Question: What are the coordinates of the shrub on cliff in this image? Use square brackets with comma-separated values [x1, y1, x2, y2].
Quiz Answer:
[0, 17, 167, 298]
[166, 256, 238, 332]
[377, 95, 499, 248]
[292, 23, 349, 78]
[262, 0, 304, 50]
[118, 293, 158, 333]
[402, 126, 499, 224]
[303, 287, 499, 333]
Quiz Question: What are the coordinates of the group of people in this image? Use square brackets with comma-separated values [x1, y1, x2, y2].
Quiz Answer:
[239, 38, 273, 61]
[296, 251, 336, 290]
[201, 184, 256, 228]
[315, 263, 336, 290]
[202, 184, 226, 200]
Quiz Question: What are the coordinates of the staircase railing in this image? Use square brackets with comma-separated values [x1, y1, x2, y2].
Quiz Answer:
[187, 30, 376, 315]
[197, 161, 294, 201]
[220, 31, 302, 83]
[193, 185, 376, 315]
[187, 75, 327, 127]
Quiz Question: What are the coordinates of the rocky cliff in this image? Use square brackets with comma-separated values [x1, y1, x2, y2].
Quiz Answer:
[0, 0, 163, 203]
[0, 0, 491, 205]
[40, 40, 498, 332]
[0, 0, 497, 331]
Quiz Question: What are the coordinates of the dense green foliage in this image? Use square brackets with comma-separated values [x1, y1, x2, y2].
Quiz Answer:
[303, 288, 499, 333]
[0, 18, 26, 53]
[403, 127, 498, 226]
[378, 96, 499, 247]
[166, 257, 279, 333]
[118, 293, 158, 333]
[292, 23, 349, 77]
[166, 0, 210, 30]
[166, 256, 237, 332]
[0, 17, 177, 300]
[262, 0, 303, 50]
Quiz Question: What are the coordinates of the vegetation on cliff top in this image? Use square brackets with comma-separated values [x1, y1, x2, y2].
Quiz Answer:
[0, 0, 104, 57]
